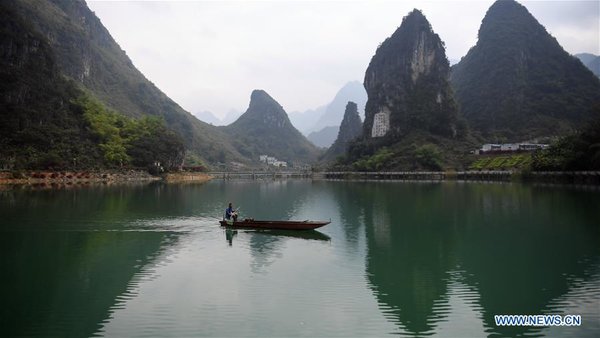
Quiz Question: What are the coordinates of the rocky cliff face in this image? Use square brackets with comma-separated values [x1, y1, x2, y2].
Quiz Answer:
[223, 90, 320, 163]
[451, 0, 600, 140]
[323, 101, 363, 161]
[363, 9, 459, 140]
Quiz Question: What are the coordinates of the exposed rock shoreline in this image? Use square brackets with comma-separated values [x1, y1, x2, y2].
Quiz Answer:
[0, 170, 212, 186]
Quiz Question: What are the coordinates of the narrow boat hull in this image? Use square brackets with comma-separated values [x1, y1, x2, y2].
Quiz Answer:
[219, 219, 330, 230]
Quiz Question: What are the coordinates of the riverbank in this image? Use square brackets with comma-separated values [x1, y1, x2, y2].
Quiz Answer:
[0, 170, 213, 186]
[319, 170, 600, 184]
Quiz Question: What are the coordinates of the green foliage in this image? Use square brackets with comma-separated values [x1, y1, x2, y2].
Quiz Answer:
[79, 96, 130, 166]
[184, 152, 206, 167]
[413, 144, 443, 170]
[352, 148, 394, 171]
[531, 117, 600, 171]
[78, 95, 185, 170]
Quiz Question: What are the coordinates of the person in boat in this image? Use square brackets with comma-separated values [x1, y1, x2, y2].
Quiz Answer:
[225, 202, 238, 222]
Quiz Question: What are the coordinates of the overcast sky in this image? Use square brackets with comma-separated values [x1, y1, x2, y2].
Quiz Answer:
[86, 0, 599, 119]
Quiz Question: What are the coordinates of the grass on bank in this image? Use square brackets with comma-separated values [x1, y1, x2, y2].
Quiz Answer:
[469, 153, 532, 170]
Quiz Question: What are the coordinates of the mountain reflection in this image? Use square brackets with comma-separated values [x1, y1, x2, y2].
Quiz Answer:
[0, 184, 183, 338]
[339, 182, 600, 337]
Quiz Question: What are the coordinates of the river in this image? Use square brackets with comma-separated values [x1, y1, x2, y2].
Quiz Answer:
[0, 180, 598, 337]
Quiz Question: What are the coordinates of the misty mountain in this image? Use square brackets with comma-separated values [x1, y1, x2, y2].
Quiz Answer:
[311, 81, 367, 132]
[222, 90, 320, 163]
[220, 109, 242, 126]
[575, 53, 600, 78]
[288, 81, 367, 135]
[195, 110, 221, 125]
[288, 105, 327, 135]
[451, 0, 600, 140]
[307, 126, 339, 148]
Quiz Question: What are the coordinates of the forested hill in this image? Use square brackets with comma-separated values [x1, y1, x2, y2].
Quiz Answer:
[1, 0, 245, 167]
[451, 0, 600, 141]
[0, 2, 186, 170]
[222, 90, 320, 163]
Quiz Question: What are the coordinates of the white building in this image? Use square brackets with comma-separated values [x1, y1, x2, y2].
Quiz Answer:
[519, 143, 548, 151]
[481, 144, 501, 152]
[479, 143, 548, 154]
[500, 143, 519, 151]
[259, 155, 268, 163]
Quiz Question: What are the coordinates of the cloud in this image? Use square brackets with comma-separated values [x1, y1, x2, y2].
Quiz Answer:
[86, 0, 599, 118]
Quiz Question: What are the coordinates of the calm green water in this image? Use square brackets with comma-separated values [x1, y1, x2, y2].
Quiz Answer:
[0, 180, 599, 337]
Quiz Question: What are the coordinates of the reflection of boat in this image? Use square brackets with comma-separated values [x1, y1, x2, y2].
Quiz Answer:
[249, 229, 331, 241]
[219, 219, 330, 230]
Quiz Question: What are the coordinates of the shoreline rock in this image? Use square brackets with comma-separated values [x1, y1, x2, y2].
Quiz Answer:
[163, 172, 213, 183]
[0, 170, 214, 187]
[0, 170, 160, 185]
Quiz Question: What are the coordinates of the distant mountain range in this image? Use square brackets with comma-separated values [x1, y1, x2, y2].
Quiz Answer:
[195, 109, 242, 126]
[575, 53, 600, 78]
[194, 111, 221, 125]
[307, 126, 339, 148]
[289, 81, 367, 136]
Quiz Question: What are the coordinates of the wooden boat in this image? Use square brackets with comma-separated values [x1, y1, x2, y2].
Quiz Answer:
[219, 218, 330, 230]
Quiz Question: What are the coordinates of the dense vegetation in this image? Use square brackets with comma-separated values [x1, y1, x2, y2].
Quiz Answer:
[335, 130, 476, 171]
[532, 116, 600, 171]
[451, 0, 600, 141]
[79, 96, 185, 171]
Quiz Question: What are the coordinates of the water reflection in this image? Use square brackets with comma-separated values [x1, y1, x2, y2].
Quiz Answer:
[352, 182, 600, 337]
[225, 228, 331, 273]
[225, 229, 331, 245]
[1, 180, 598, 337]
[225, 228, 238, 246]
